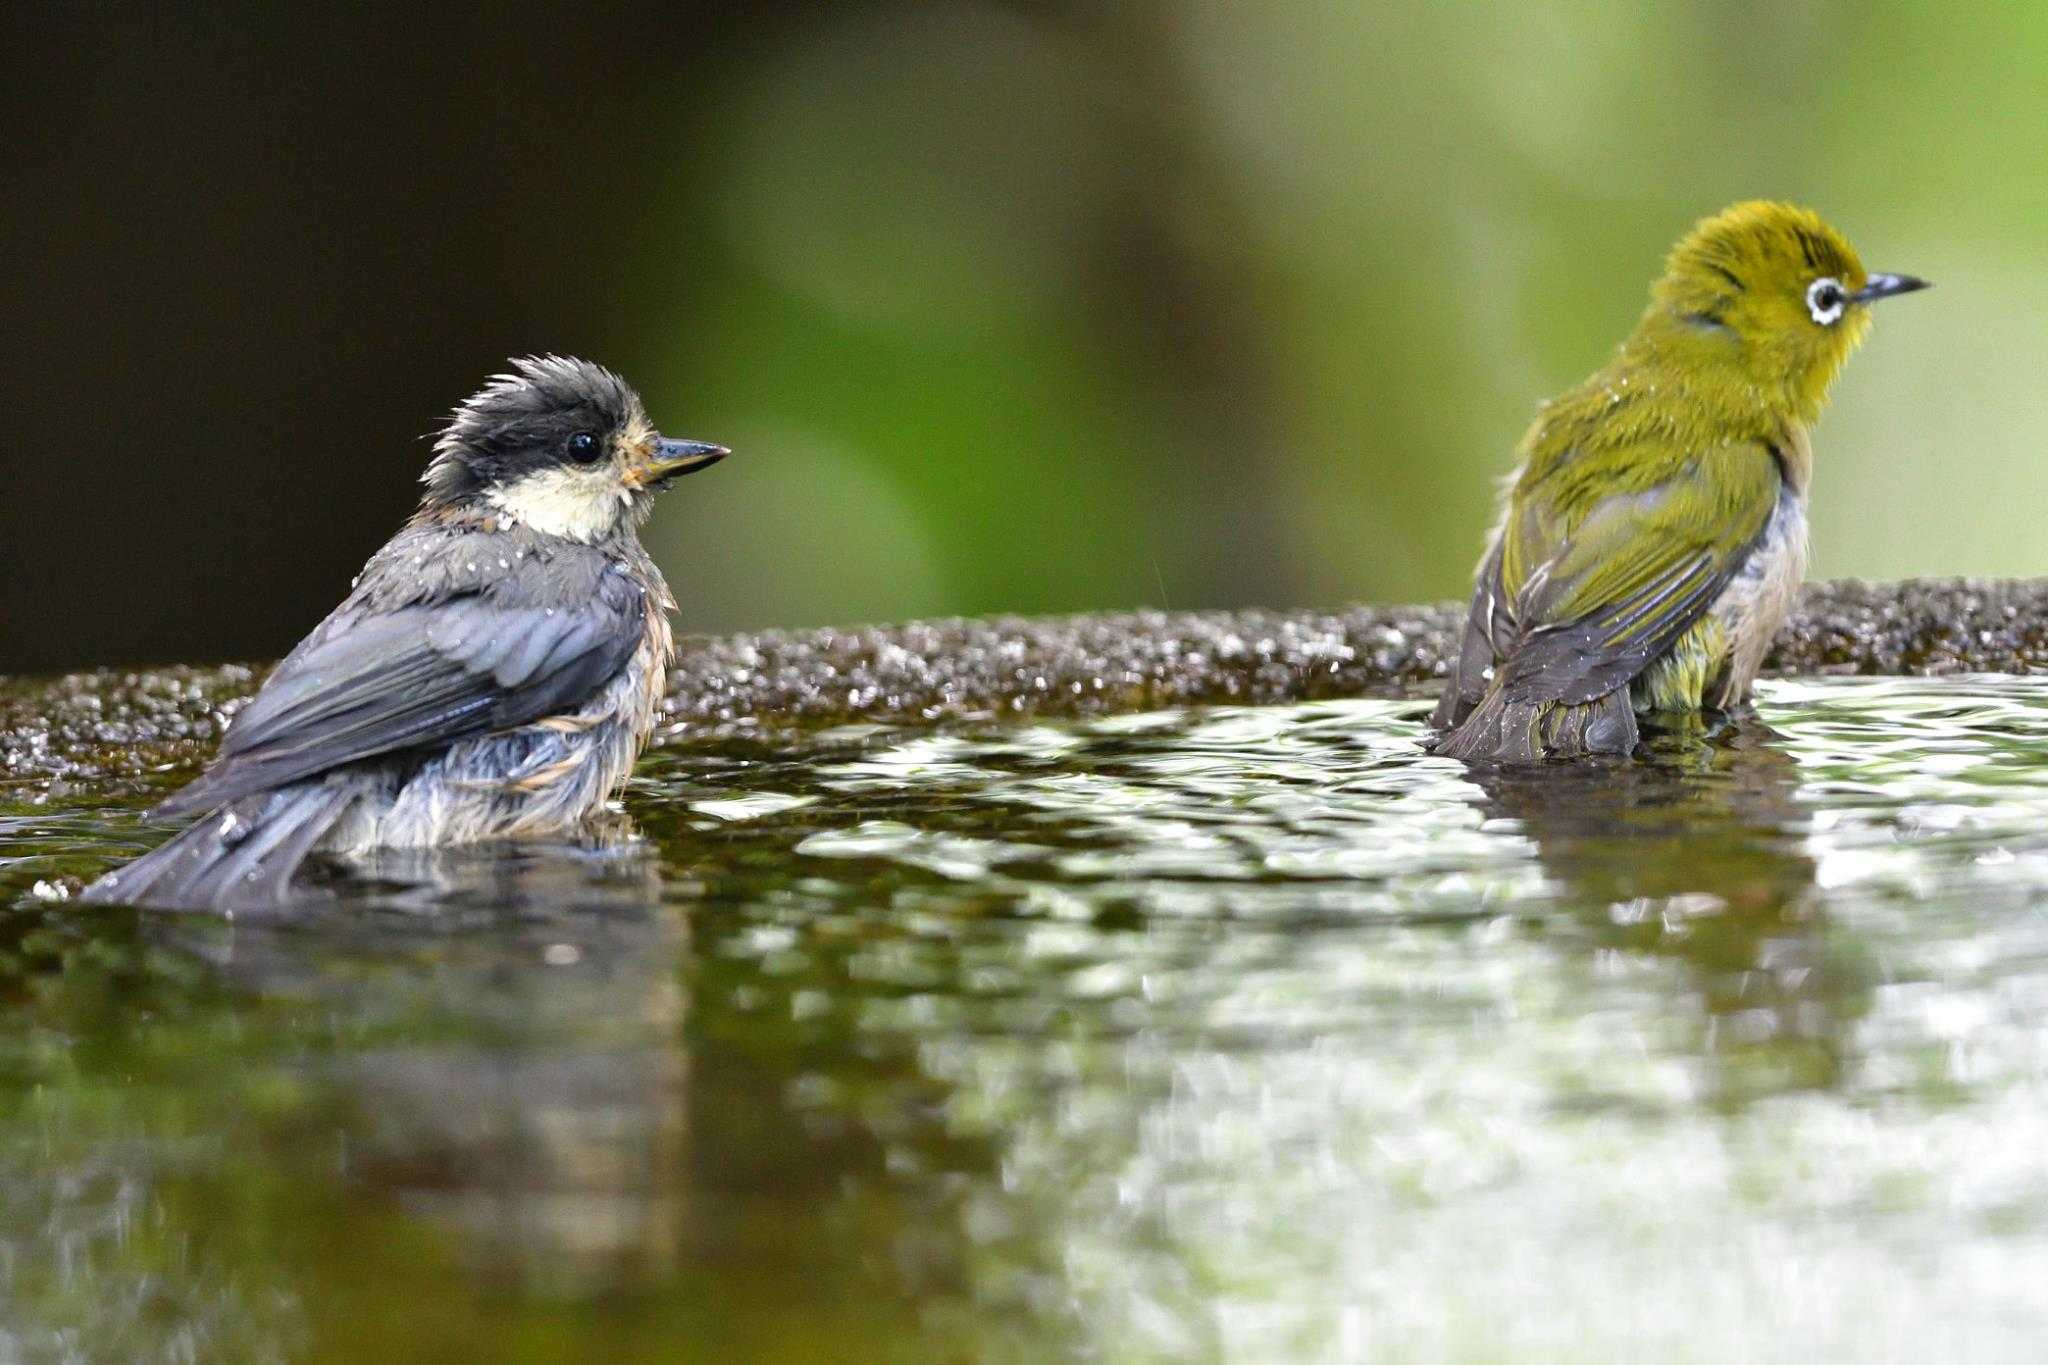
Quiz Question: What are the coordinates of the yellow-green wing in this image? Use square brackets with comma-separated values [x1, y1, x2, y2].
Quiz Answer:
[1492, 441, 1782, 707]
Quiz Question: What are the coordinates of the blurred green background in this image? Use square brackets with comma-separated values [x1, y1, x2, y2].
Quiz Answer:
[0, 2, 2029, 673]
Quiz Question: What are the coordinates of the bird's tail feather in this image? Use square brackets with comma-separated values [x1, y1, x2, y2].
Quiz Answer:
[81, 784, 358, 913]
[1430, 686, 1639, 764]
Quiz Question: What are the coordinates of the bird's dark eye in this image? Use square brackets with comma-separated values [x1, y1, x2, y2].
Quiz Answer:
[566, 431, 603, 463]
[1806, 278, 1847, 326]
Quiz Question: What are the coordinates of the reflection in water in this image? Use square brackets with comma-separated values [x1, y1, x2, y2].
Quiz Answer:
[315, 845, 689, 1300]
[9, 680, 2048, 1358]
[1468, 722, 1851, 1098]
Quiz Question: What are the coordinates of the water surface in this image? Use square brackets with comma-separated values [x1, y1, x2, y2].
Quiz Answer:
[6, 677, 2048, 1361]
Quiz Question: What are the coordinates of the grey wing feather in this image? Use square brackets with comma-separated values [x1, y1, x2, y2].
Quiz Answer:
[1430, 542, 1732, 765]
[1496, 549, 1736, 707]
[154, 579, 641, 819]
[1432, 538, 1514, 730]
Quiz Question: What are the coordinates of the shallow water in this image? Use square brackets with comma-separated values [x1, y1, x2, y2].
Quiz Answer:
[6, 676, 2048, 1361]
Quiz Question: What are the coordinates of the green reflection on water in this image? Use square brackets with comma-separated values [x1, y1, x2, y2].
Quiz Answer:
[8, 678, 2048, 1360]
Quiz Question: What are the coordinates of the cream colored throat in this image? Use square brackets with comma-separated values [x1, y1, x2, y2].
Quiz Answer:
[484, 468, 633, 543]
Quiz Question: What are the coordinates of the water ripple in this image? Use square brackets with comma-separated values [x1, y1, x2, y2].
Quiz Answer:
[9, 677, 2048, 1358]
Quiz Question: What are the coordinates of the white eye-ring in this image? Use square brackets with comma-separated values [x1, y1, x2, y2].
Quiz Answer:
[1806, 276, 1847, 326]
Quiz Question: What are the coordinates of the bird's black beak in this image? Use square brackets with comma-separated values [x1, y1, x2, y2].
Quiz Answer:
[1852, 273, 1931, 304]
[633, 437, 730, 488]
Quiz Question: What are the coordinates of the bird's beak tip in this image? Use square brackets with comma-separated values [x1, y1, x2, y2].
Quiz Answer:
[642, 438, 731, 483]
[1855, 273, 1931, 304]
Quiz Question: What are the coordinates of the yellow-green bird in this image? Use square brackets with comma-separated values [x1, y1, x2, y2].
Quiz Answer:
[1432, 201, 1928, 763]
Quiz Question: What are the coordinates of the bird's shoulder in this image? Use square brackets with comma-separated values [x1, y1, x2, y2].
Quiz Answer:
[241, 520, 651, 746]
[355, 517, 628, 611]
[157, 521, 655, 817]
[1505, 367, 1783, 552]
[267, 519, 645, 659]
[1515, 354, 1788, 483]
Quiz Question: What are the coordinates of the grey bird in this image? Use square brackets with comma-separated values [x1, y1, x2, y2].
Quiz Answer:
[82, 356, 728, 912]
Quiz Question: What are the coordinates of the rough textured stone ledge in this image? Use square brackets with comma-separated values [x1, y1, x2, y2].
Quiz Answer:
[5, 578, 2045, 786]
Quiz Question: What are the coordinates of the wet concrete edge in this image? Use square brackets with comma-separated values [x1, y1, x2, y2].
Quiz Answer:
[5, 577, 2044, 784]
